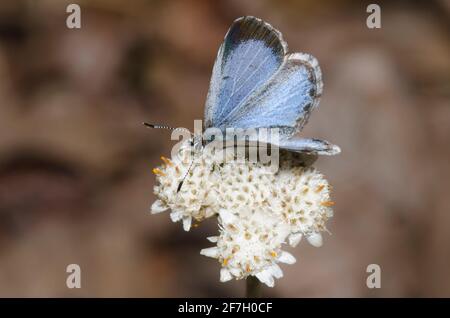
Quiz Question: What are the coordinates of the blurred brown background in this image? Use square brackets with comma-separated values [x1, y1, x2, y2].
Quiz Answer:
[0, 0, 449, 297]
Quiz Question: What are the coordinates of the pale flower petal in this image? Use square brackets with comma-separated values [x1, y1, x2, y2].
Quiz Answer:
[229, 268, 241, 277]
[182, 216, 192, 231]
[151, 200, 168, 214]
[218, 209, 235, 225]
[278, 251, 296, 264]
[207, 236, 218, 243]
[200, 247, 219, 258]
[269, 264, 283, 279]
[288, 233, 303, 247]
[170, 210, 183, 222]
[220, 268, 233, 282]
[256, 270, 274, 288]
[307, 232, 323, 247]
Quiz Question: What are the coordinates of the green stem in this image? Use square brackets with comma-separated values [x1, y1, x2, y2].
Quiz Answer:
[246, 276, 262, 298]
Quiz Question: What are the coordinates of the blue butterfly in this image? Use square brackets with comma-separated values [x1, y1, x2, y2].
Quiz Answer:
[203, 16, 340, 156]
[145, 16, 340, 191]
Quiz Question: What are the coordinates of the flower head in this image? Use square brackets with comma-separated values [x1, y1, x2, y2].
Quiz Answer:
[151, 141, 219, 230]
[151, 138, 335, 286]
[201, 209, 294, 287]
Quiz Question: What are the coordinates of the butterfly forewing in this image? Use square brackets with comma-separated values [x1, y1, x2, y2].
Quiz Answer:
[204, 16, 287, 128]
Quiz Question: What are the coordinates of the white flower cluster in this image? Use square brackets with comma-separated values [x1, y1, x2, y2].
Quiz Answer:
[151, 139, 334, 287]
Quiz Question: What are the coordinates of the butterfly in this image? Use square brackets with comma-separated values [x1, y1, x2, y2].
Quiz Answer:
[202, 16, 340, 156]
[145, 16, 340, 190]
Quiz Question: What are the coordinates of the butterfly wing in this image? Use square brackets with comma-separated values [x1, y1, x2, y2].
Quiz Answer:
[216, 52, 340, 155]
[204, 16, 287, 128]
[219, 53, 323, 137]
[275, 137, 341, 155]
[205, 17, 339, 156]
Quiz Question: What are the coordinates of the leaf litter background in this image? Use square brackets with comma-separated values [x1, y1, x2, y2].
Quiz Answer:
[0, 0, 449, 297]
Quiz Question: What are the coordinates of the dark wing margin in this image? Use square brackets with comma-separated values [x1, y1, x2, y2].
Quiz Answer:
[204, 16, 287, 128]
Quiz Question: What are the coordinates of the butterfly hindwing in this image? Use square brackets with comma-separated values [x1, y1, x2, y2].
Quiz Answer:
[219, 53, 322, 138]
[276, 137, 340, 155]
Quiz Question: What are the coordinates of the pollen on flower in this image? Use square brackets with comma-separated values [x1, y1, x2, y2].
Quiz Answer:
[315, 185, 325, 192]
[321, 201, 335, 207]
[151, 138, 335, 286]
[160, 156, 173, 167]
[152, 168, 166, 176]
[200, 208, 293, 286]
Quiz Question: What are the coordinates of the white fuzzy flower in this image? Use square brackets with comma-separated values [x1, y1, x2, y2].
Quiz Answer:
[274, 166, 334, 247]
[201, 209, 294, 287]
[151, 138, 335, 286]
[150, 141, 219, 231]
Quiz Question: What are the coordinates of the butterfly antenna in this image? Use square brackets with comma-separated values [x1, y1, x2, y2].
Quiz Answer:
[144, 121, 197, 192]
[143, 122, 177, 130]
[143, 122, 193, 136]
[177, 156, 196, 193]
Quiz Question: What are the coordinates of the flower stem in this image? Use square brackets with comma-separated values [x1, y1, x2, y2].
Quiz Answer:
[246, 276, 262, 298]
